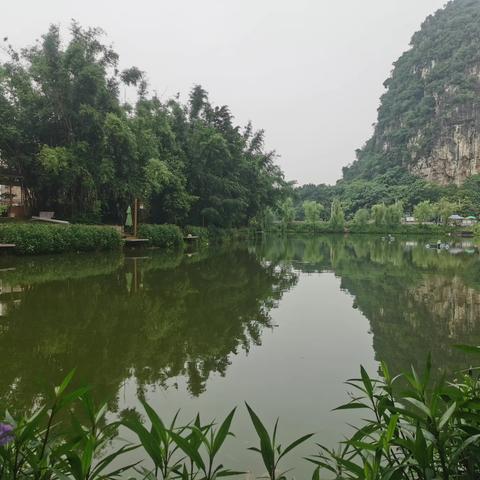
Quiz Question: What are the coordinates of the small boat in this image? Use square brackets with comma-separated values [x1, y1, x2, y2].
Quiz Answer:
[426, 241, 450, 250]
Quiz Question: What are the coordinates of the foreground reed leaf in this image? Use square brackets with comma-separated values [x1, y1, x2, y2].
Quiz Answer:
[246, 402, 313, 480]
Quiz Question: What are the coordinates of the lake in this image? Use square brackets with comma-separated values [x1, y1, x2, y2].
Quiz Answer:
[1, 234, 479, 478]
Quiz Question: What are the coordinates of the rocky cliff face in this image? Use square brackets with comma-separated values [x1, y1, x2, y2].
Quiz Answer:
[343, 0, 480, 185]
[408, 89, 480, 185]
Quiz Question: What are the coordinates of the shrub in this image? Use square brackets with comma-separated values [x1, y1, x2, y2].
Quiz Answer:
[184, 225, 210, 244]
[138, 224, 183, 249]
[286, 221, 343, 234]
[205, 226, 253, 243]
[347, 222, 453, 235]
[0, 223, 122, 255]
[311, 352, 480, 479]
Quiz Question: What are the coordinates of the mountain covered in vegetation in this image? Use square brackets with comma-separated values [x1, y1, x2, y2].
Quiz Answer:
[295, 0, 480, 218]
[344, 0, 480, 186]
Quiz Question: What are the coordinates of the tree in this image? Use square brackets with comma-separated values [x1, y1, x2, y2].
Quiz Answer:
[414, 201, 434, 223]
[279, 198, 295, 230]
[0, 23, 286, 226]
[434, 197, 459, 225]
[385, 202, 403, 227]
[303, 201, 323, 226]
[262, 208, 276, 231]
[371, 204, 387, 227]
[329, 199, 345, 231]
[353, 208, 370, 228]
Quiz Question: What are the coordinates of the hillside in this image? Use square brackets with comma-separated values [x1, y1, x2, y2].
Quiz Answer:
[343, 0, 480, 186]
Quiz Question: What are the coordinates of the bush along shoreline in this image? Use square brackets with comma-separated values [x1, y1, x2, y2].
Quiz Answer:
[0, 220, 468, 257]
[0, 224, 122, 255]
[0, 223, 256, 256]
[2, 348, 480, 479]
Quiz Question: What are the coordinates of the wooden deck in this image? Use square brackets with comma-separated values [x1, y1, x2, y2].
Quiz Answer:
[123, 237, 150, 246]
[31, 216, 70, 225]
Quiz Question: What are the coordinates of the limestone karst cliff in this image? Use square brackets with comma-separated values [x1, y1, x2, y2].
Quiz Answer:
[343, 0, 480, 186]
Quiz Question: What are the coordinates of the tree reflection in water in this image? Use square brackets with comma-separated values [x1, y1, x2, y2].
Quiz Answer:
[2, 235, 480, 414]
[259, 235, 480, 377]
[0, 247, 298, 412]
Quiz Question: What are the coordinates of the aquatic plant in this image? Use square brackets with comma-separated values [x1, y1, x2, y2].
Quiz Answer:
[309, 355, 480, 479]
[2, 348, 480, 479]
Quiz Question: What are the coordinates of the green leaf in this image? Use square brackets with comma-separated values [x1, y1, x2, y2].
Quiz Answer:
[57, 386, 91, 410]
[212, 408, 236, 457]
[141, 400, 168, 445]
[170, 430, 206, 472]
[333, 402, 370, 411]
[245, 403, 275, 473]
[399, 397, 431, 419]
[414, 425, 428, 469]
[360, 366, 374, 399]
[278, 433, 314, 460]
[385, 414, 399, 444]
[55, 369, 77, 397]
[454, 344, 480, 355]
[438, 402, 456, 430]
[123, 418, 164, 468]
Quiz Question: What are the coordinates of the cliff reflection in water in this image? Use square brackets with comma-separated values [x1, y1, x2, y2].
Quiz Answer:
[0, 247, 298, 411]
[259, 235, 480, 375]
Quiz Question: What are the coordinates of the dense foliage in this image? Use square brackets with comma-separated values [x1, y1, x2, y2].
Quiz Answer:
[311, 354, 480, 479]
[0, 223, 121, 254]
[0, 23, 285, 228]
[265, 193, 462, 234]
[137, 224, 183, 249]
[295, 170, 480, 219]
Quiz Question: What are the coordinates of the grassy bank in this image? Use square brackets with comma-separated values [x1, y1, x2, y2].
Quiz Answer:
[266, 222, 460, 236]
[0, 222, 255, 256]
[2, 349, 480, 479]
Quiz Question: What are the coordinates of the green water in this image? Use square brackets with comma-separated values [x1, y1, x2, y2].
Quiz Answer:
[1, 235, 480, 477]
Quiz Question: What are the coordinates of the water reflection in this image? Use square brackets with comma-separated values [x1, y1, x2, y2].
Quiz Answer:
[259, 235, 480, 375]
[0, 247, 297, 411]
[1, 235, 480, 414]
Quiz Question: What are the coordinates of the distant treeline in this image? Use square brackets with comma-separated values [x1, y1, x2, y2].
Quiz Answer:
[0, 23, 286, 227]
[294, 168, 480, 221]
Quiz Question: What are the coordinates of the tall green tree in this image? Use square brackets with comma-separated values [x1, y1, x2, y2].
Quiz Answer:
[329, 199, 345, 231]
[279, 198, 295, 230]
[303, 200, 323, 226]
[371, 203, 387, 227]
[414, 200, 434, 223]
[0, 24, 286, 226]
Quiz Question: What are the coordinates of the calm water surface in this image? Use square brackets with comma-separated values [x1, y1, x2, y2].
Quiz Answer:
[2, 235, 480, 477]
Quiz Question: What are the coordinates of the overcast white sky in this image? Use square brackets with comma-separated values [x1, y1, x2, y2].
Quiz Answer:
[1, 0, 447, 185]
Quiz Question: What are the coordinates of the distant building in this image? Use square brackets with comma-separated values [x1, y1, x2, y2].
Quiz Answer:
[0, 172, 28, 218]
[448, 214, 464, 226]
[462, 216, 477, 227]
